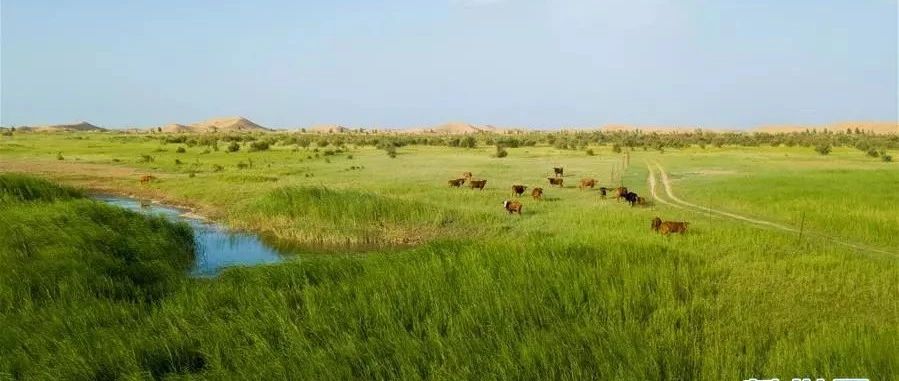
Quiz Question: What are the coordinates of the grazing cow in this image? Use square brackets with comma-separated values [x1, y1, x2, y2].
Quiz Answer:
[547, 177, 564, 187]
[615, 187, 629, 201]
[469, 179, 487, 190]
[652, 217, 689, 235]
[139, 175, 156, 185]
[512, 185, 527, 197]
[448, 178, 466, 187]
[503, 200, 523, 214]
[599, 187, 609, 199]
[531, 187, 544, 200]
[462, 172, 473, 179]
[553, 167, 564, 177]
[624, 192, 639, 207]
[579, 178, 597, 190]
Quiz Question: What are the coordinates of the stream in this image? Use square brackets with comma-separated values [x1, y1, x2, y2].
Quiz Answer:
[95, 195, 286, 276]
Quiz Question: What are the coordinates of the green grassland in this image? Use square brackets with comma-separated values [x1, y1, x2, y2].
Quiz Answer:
[0, 132, 897, 380]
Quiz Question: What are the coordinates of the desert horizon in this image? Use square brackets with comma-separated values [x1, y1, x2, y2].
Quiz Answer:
[5, 117, 898, 135]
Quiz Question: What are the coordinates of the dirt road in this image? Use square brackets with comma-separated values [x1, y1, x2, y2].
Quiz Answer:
[647, 162, 896, 257]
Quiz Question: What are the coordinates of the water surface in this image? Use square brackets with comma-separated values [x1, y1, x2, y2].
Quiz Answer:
[95, 195, 285, 276]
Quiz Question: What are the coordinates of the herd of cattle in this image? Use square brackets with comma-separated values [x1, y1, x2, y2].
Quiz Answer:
[447, 167, 689, 235]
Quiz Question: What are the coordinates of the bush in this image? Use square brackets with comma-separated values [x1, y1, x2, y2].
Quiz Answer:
[494, 145, 508, 158]
[56, 152, 64, 160]
[814, 143, 832, 155]
[249, 141, 270, 152]
[882, 154, 893, 162]
[383, 145, 397, 158]
[227, 141, 240, 152]
[212, 164, 224, 172]
[460, 136, 477, 148]
[175, 147, 187, 153]
[585, 149, 595, 156]
[139, 154, 155, 163]
[612, 144, 622, 153]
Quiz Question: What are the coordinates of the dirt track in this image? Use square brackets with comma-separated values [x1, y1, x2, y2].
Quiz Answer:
[647, 162, 896, 257]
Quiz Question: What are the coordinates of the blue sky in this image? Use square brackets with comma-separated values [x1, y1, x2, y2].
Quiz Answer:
[1, 0, 896, 129]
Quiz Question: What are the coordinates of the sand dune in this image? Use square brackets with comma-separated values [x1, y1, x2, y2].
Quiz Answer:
[754, 121, 898, 135]
[17, 121, 105, 132]
[153, 117, 271, 133]
[402, 122, 510, 135]
[308, 124, 349, 133]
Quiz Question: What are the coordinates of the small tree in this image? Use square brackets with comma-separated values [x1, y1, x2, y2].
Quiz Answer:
[227, 141, 240, 152]
[612, 143, 622, 153]
[176, 146, 186, 153]
[585, 148, 595, 156]
[814, 143, 831, 155]
[494, 145, 508, 158]
[461, 136, 477, 148]
[249, 141, 270, 152]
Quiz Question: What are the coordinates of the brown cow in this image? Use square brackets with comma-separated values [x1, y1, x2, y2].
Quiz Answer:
[579, 178, 597, 190]
[553, 167, 564, 177]
[139, 175, 156, 185]
[614, 187, 629, 201]
[651, 217, 689, 235]
[462, 172, 473, 179]
[469, 179, 487, 190]
[531, 187, 544, 200]
[503, 200, 523, 214]
[448, 178, 466, 187]
[547, 177, 564, 187]
[512, 185, 527, 197]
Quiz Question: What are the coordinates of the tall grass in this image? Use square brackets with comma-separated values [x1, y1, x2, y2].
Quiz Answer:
[0, 173, 84, 202]
[0, 175, 197, 378]
[244, 186, 462, 246]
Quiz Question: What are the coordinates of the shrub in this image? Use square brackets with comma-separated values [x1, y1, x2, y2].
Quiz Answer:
[56, 152, 64, 160]
[814, 143, 832, 155]
[460, 136, 477, 148]
[585, 149, 595, 156]
[175, 159, 183, 165]
[176, 147, 186, 153]
[139, 154, 155, 163]
[882, 154, 893, 162]
[227, 141, 240, 152]
[212, 164, 224, 172]
[494, 145, 508, 158]
[612, 143, 622, 153]
[866, 148, 880, 158]
[249, 141, 270, 152]
[384, 145, 397, 158]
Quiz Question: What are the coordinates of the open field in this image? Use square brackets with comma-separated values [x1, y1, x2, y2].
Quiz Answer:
[1, 131, 897, 380]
